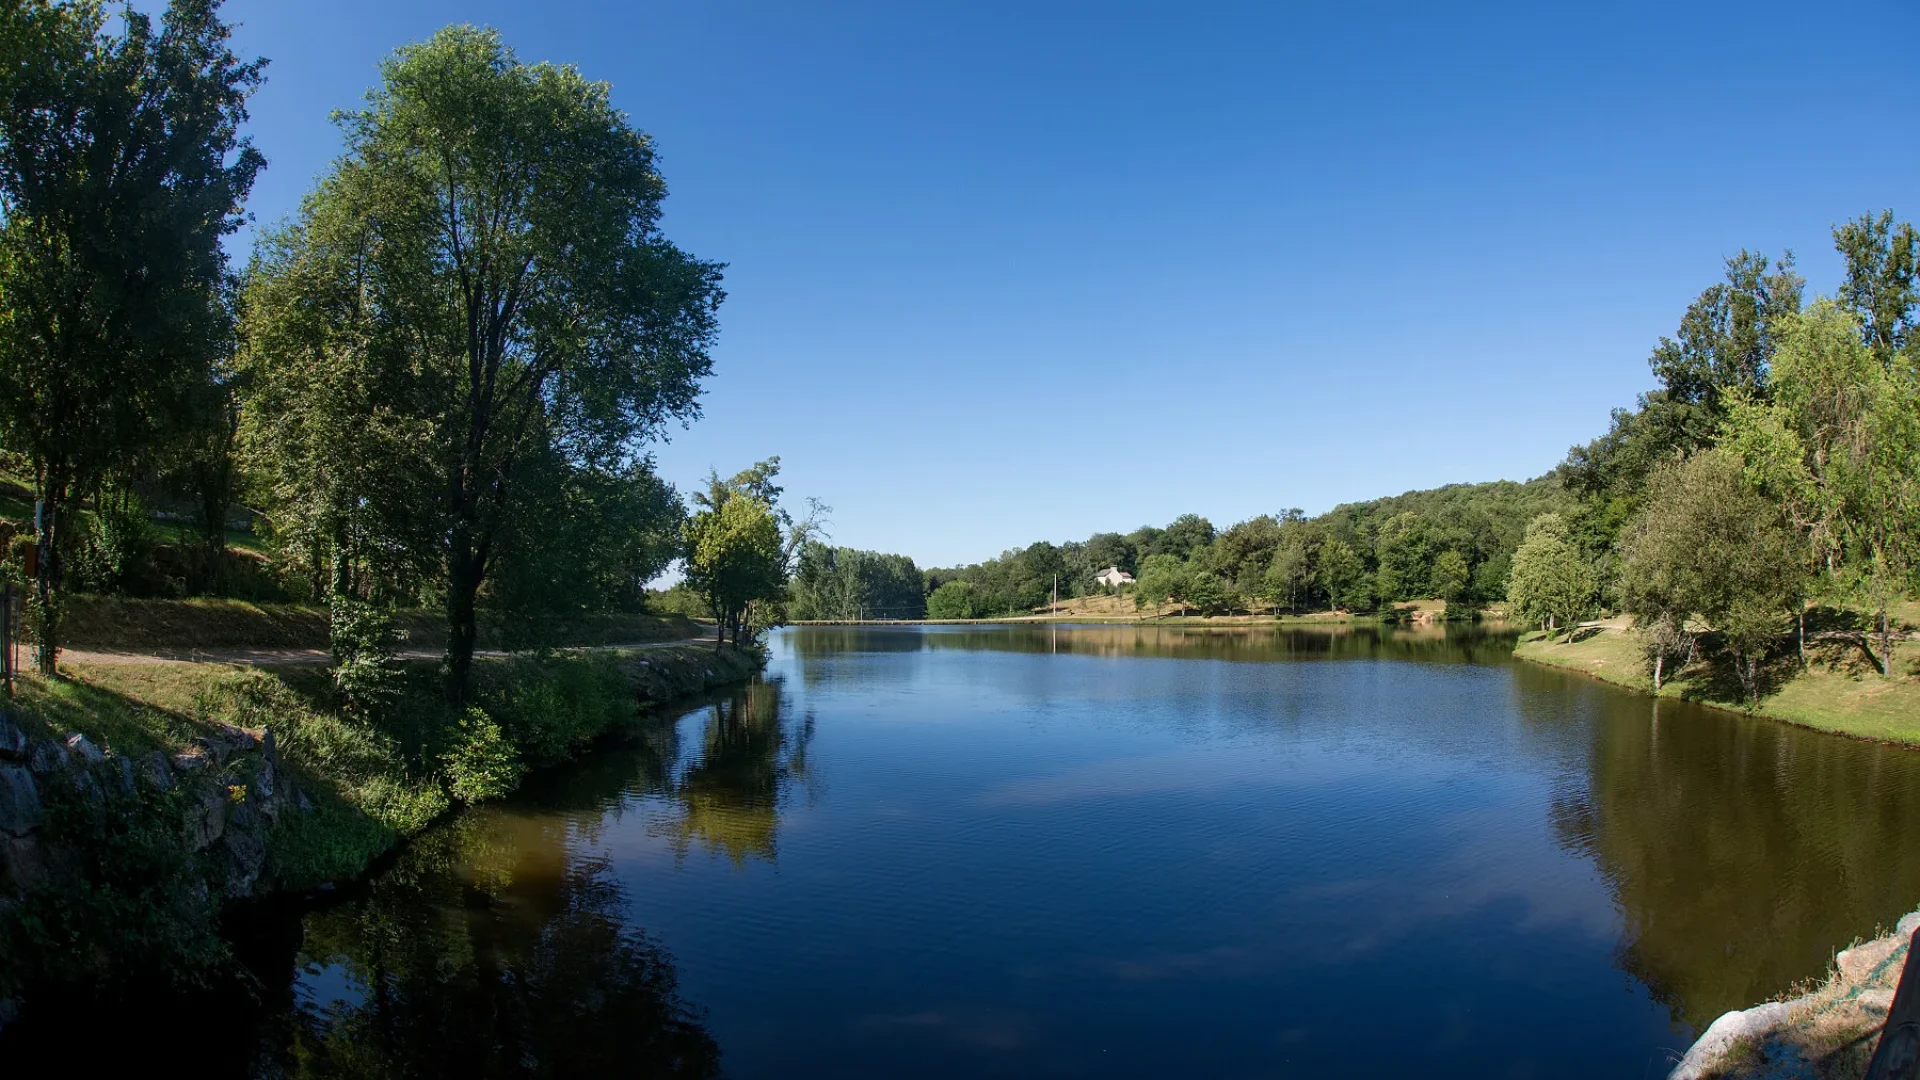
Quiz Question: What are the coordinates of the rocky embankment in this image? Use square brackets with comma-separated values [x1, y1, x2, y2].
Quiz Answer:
[0, 710, 300, 903]
[1670, 907, 1920, 1079]
[0, 708, 302, 1029]
[0, 642, 762, 1031]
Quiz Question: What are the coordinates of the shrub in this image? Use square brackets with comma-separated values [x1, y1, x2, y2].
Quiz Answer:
[330, 597, 403, 718]
[443, 707, 524, 803]
[482, 654, 630, 769]
[926, 580, 978, 620]
[70, 489, 158, 595]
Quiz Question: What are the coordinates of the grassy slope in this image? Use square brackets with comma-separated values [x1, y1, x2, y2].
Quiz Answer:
[1514, 623, 1920, 745]
[18, 642, 760, 890]
[61, 595, 705, 652]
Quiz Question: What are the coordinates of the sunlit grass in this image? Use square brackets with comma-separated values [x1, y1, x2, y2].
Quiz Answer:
[1515, 624, 1920, 746]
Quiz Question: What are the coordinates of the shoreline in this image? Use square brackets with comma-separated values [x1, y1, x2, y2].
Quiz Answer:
[1668, 908, 1920, 1079]
[1510, 625, 1920, 748]
[789, 613, 1395, 627]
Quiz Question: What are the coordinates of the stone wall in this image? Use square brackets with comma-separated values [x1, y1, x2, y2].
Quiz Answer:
[0, 709, 308, 1029]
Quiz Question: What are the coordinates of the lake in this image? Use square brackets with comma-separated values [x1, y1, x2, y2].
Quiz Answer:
[251, 623, 1920, 1077]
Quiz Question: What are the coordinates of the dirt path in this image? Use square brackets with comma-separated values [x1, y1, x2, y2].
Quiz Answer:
[56, 638, 718, 668]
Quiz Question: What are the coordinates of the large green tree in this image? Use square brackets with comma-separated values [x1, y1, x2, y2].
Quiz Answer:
[1132, 553, 1187, 616]
[1833, 211, 1918, 367]
[684, 468, 787, 648]
[1507, 513, 1596, 636]
[0, 0, 263, 671]
[1724, 300, 1920, 676]
[1617, 449, 1805, 699]
[242, 26, 722, 699]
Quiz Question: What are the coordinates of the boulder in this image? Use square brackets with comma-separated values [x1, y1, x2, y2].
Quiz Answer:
[0, 764, 39, 836]
[1837, 937, 1904, 985]
[64, 733, 103, 765]
[1898, 911, 1920, 940]
[171, 746, 211, 775]
[27, 740, 65, 775]
[1859, 987, 1896, 1014]
[1668, 1002, 1791, 1080]
[0, 713, 26, 761]
[189, 787, 228, 851]
[204, 722, 260, 755]
[2, 833, 45, 891]
[221, 821, 267, 898]
[139, 751, 174, 792]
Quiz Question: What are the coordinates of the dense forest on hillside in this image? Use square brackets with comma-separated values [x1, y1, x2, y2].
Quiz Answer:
[909, 477, 1569, 620]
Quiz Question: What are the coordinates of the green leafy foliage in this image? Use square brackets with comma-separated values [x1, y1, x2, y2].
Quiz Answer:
[788, 542, 925, 620]
[442, 707, 524, 804]
[684, 461, 794, 646]
[0, 0, 263, 670]
[1507, 514, 1596, 635]
[926, 579, 979, 619]
[329, 597, 403, 719]
[930, 477, 1565, 619]
[1618, 449, 1805, 700]
[239, 25, 721, 698]
[480, 653, 632, 769]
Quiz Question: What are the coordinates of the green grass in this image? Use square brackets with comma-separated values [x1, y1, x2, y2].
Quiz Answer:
[59, 595, 704, 653]
[16, 641, 757, 889]
[1514, 623, 1920, 746]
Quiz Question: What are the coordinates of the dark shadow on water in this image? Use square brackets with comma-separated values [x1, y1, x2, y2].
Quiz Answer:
[248, 814, 723, 1077]
[1513, 664, 1920, 1031]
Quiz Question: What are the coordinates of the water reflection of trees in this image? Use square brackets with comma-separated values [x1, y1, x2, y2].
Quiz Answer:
[262, 813, 722, 1078]
[1516, 662, 1920, 1031]
[785, 622, 1518, 671]
[643, 679, 814, 866]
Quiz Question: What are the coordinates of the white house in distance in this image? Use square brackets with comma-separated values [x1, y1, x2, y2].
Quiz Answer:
[1094, 566, 1135, 589]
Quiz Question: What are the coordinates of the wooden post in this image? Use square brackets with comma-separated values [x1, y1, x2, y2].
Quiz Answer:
[1866, 927, 1920, 1080]
[1, 582, 11, 694]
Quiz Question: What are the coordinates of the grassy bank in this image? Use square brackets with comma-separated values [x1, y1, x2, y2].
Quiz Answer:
[60, 596, 704, 653]
[1513, 622, 1920, 745]
[20, 643, 761, 890]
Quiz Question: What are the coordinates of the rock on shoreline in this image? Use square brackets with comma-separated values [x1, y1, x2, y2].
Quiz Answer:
[1670, 908, 1920, 1079]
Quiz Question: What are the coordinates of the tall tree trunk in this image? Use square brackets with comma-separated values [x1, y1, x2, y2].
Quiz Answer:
[1797, 608, 1807, 668]
[1882, 609, 1895, 678]
[445, 547, 481, 705]
[1652, 652, 1664, 693]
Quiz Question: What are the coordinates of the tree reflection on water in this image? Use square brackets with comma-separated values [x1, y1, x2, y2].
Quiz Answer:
[642, 679, 814, 867]
[264, 807, 722, 1077]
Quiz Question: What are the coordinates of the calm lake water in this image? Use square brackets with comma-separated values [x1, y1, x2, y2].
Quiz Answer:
[249, 624, 1920, 1078]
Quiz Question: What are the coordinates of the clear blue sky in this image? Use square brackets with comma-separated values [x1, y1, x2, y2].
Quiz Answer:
[220, 0, 1919, 569]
